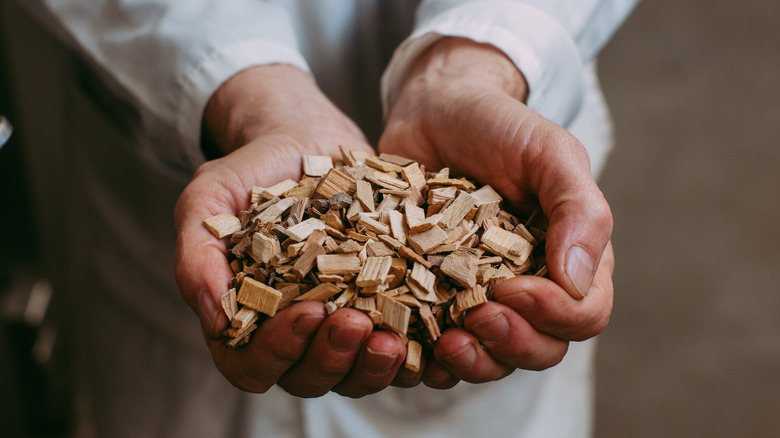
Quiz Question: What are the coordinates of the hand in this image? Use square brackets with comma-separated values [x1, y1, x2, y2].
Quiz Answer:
[174, 65, 408, 398]
[378, 38, 614, 386]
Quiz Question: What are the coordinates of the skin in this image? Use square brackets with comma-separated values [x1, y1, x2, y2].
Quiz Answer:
[174, 37, 614, 397]
[378, 38, 614, 386]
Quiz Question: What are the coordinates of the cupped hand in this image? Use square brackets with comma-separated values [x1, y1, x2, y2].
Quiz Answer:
[174, 65, 407, 398]
[379, 38, 614, 386]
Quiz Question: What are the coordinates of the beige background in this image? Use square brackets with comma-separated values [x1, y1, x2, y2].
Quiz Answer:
[595, 0, 780, 436]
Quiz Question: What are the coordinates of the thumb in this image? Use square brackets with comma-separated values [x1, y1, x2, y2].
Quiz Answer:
[525, 123, 613, 299]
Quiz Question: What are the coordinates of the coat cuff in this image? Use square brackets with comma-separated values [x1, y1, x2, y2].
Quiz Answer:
[381, 2, 585, 127]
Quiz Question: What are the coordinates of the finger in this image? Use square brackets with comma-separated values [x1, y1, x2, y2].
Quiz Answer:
[173, 146, 309, 339]
[209, 301, 327, 393]
[493, 242, 615, 341]
[392, 353, 427, 388]
[277, 308, 373, 398]
[433, 327, 514, 383]
[519, 120, 613, 300]
[421, 357, 460, 390]
[332, 330, 407, 398]
[174, 170, 240, 339]
[462, 302, 569, 371]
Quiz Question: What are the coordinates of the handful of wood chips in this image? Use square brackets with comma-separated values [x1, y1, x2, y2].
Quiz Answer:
[203, 148, 548, 372]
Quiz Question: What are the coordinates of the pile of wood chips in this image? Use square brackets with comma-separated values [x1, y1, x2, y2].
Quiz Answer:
[203, 147, 548, 372]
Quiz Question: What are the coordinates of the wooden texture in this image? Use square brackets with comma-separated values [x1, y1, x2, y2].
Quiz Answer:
[205, 149, 549, 348]
[303, 154, 334, 177]
[204, 213, 242, 238]
[237, 277, 282, 316]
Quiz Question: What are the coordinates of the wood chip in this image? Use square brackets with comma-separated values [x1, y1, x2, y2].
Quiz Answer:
[356, 256, 393, 288]
[284, 217, 326, 242]
[376, 294, 410, 335]
[221, 288, 238, 320]
[315, 168, 357, 199]
[439, 191, 475, 228]
[303, 154, 334, 177]
[316, 253, 362, 275]
[255, 198, 296, 224]
[470, 185, 503, 206]
[365, 155, 404, 172]
[440, 249, 479, 287]
[355, 180, 376, 212]
[365, 170, 410, 190]
[204, 213, 242, 238]
[237, 277, 282, 316]
[206, 149, 548, 348]
[481, 225, 533, 265]
[404, 340, 422, 373]
[407, 225, 448, 255]
[294, 282, 341, 302]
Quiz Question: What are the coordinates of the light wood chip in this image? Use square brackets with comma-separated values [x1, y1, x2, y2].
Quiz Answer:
[404, 340, 422, 373]
[426, 177, 475, 191]
[470, 185, 503, 206]
[397, 245, 431, 269]
[334, 239, 363, 254]
[376, 294, 410, 335]
[237, 277, 282, 316]
[408, 262, 437, 298]
[303, 154, 334, 177]
[356, 180, 376, 212]
[440, 249, 479, 287]
[316, 253, 362, 275]
[357, 214, 391, 235]
[221, 288, 238, 320]
[379, 153, 416, 167]
[409, 213, 443, 233]
[407, 225, 448, 255]
[260, 179, 299, 200]
[418, 303, 441, 341]
[294, 282, 341, 302]
[252, 232, 281, 264]
[481, 225, 534, 265]
[284, 217, 326, 242]
[365, 241, 396, 258]
[356, 256, 393, 287]
[255, 198, 296, 224]
[365, 155, 404, 172]
[401, 162, 427, 190]
[204, 213, 242, 238]
[403, 200, 426, 230]
[439, 191, 475, 228]
[387, 210, 407, 245]
[315, 168, 357, 199]
[365, 170, 409, 190]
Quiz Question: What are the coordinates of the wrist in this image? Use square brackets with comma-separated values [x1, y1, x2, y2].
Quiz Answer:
[203, 64, 324, 154]
[404, 37, 529, 102]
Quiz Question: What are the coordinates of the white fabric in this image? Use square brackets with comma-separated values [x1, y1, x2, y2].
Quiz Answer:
[12, 0, 638, 437]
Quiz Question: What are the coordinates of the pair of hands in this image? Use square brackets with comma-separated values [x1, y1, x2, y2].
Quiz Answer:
[174, 38, 614, 398]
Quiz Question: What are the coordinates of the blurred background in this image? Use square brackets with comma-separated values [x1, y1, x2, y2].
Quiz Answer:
[595, 0, 780, 437]
[1, 0, 778, 437]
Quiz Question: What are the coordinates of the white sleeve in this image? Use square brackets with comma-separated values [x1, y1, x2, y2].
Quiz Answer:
[381, 0, 640, 127]
[19, 0, 311, 168]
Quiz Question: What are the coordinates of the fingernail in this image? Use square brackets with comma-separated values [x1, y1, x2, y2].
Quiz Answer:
[496, 292, 537, 313]
[197, 289, 219, 338]
[329, 325, 366, 352]
[364, 347, 398, 375]
[565, 245, 594, 298]
[293, 313, 326, 339]
[443, 344, 476, 370]
[470, 313, 509, 342]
